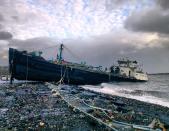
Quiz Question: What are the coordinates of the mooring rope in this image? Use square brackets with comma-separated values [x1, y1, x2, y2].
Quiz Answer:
[48, 82, 160, 131]
[10, 49, 15, 84]
[25, 54, 29, 87]
[55, 66, 67, 85]
[82, 99, 113, 120]
[64, 46, 82, 61]
[51, 88, 118, 131]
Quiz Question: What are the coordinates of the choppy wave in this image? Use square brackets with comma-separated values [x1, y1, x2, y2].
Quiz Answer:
[82, 82, 169, 108]
[1, 75, 169, 108]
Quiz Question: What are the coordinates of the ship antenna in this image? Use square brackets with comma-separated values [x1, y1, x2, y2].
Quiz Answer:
[58, 43, 64, 63]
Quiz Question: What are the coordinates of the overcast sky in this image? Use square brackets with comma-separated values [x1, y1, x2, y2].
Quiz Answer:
[0, 0, 169, 73]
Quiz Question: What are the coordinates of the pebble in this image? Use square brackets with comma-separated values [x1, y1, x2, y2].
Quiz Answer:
[0, 83, 101, 130]
[0, 83, 169, 130]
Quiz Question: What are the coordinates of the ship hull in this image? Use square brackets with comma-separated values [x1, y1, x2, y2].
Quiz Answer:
[9, 48, 146, 85]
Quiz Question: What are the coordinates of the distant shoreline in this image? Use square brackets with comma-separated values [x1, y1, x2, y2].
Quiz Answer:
[148, 73, 169, 75]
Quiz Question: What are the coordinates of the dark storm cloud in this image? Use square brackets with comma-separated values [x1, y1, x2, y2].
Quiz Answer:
[130, 46, 169, 73]
[125, 0, 169, 35]
[125, 7, 169, 34]
[0, 24, 3, 30]
[0, 0, 168, 73]
[158, 0, 169, 10]
[8, 37, 57, 51]
[63, 40, 169, 73]
[59, 36, 169, 73]
[0, 0, 6, 6]
[11, 16, 19, 21]
[0, 14, 4, 21]
[0, 31, 13, 40]
[157, 34, 169, 49]
[0, 36, 167, 73]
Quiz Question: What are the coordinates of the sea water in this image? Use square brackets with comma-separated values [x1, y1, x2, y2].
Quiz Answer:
[1, 74, 169, 108]
[82, 74, 169, 108]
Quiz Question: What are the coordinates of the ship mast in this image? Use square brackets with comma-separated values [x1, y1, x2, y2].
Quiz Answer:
[58, 44, 64, 63]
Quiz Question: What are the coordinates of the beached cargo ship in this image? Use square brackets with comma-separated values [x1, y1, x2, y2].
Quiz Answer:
[9, 44, 148, 85]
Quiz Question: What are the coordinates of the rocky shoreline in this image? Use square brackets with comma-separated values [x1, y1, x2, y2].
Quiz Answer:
[84, 87, 169, 126]
[52, 84, 169, 130]
[0, 83, 106, 130]
[0, 82, 169, 130]
[82, 87, 169, 123]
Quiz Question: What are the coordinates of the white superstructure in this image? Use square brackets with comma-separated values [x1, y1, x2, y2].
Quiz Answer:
[110, 59, 148, 81]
